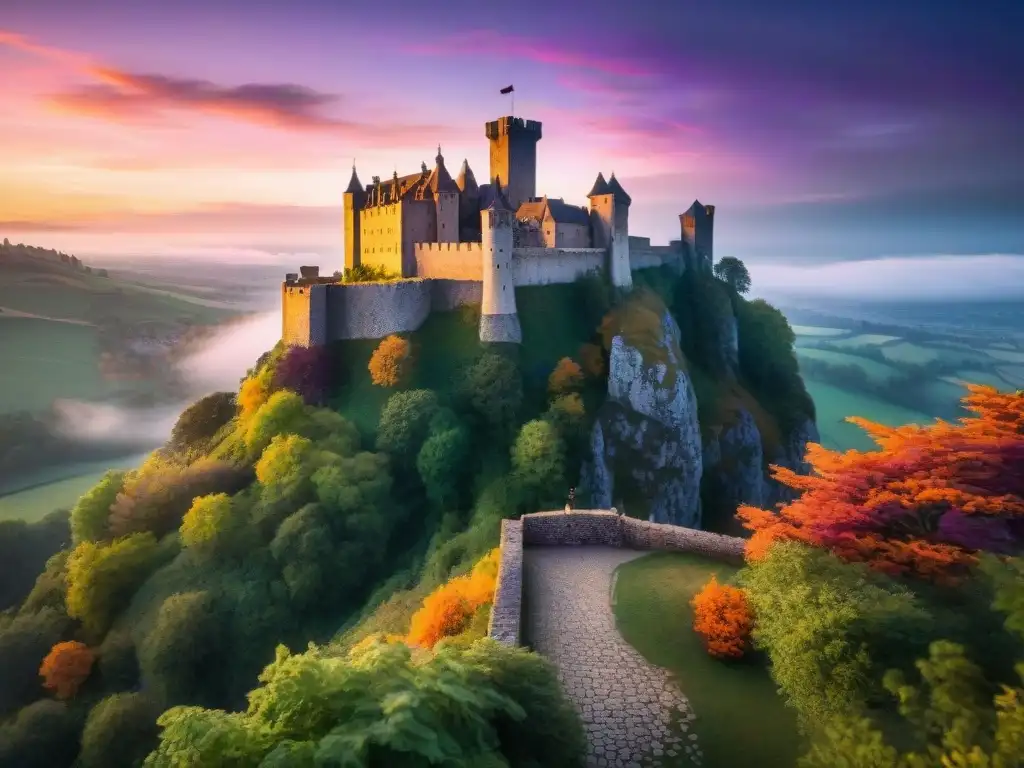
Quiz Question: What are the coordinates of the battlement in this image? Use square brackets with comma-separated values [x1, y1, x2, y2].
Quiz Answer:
[414, 242, 484, 281]
[485, 116, 543, 141]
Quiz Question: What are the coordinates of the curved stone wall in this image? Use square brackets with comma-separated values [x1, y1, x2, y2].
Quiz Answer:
[486, 510, 746, 646]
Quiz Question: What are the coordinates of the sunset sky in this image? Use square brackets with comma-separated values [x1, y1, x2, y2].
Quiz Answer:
[1, 0, 1021, 266]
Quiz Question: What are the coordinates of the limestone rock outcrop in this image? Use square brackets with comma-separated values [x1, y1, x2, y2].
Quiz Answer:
[583, 311, 703, 527]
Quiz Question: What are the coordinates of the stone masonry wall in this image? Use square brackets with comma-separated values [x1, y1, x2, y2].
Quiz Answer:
[486, 510, 746, 646]
[415, 242, 484, 281]
[324, 279, 432, 339]
[512, 247, 606, 286]
[429, 279, 483, 311]
[487, 518, 524, 646]
[630, 246, 685, 271]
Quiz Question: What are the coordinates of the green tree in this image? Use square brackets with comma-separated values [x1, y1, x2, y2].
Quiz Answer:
[139, 591, 224, 707]
[179, 493, 244, 558]
[375, 389, 440, 465]
[713, 256, 752, 294]
[80, 692, 160, 768]
[71, 470, 126, 544]
[0, 608, 69, 716]
[144, 639, 585, 767]
[254, 434, 316, 506]
[739, 541, 932, 721]
[462, 353, 524, 441]
[512, 420, 566, 493]
[417, 426, 471, 508]
[0, 699, 81, 768]
[269, 504, 335, 609]
[65, 533, 162, 638]
[243, 389, 309, 456]
[168, 392, 236, 454]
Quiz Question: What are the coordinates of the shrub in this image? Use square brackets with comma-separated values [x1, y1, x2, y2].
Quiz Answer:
[0, 699, 81, 768]
[369, 334, 413, 387]
[79, 692, 159, 768]
[512, 419, 566, 491]
[407, 548, 500, 649]
[548, 357, 584, 396]
[375, 389, 440, 465]
[275, 345, 332, 405]
[690, 576, 753, 659]
[39, 641, 95, 699]
[71, 470, 125, 544]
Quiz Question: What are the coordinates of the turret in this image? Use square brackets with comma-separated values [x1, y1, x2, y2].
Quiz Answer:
[485, 116, 542, 211]
[343, 164, 366, 272]
[457, 159, 479, 195]
[588, 171, 632, 289]
[479, 187, 521, 343]
[429, 145, 460, 243]
[680, 200, 715, 273]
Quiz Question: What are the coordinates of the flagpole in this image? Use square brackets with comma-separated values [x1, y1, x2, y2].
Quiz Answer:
[511, 89, 515, 117]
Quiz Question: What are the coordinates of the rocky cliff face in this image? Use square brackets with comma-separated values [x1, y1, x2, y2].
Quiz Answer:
[583, 311, 704, 527]
[584, 299, 818, 529]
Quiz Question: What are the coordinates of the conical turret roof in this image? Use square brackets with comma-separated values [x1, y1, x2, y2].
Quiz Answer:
[427, 146, 460, 195]
[457, 159, 479, 194]
[606, 172, 632, 205]
[587, 172, 611, 197]
[481, 175, 513, 211]
[345, 165, 363, 194]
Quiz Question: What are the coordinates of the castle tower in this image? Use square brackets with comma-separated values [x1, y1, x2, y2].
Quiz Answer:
[485, 116, 542, 211]
[680, 200, 715, 273]
[588, 172, 633, 289]
[343, 164, 366, 272]
[479, 191, 521, 343]
[429, 145, 460, 243]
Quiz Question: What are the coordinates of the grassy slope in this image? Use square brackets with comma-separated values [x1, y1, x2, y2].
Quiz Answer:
[613, 552, 801, 768]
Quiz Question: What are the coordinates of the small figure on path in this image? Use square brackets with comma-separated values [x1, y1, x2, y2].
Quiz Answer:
[565, 486, 576, 513]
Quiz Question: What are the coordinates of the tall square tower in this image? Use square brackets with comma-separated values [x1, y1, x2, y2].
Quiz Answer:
[485, 116, 543, 211]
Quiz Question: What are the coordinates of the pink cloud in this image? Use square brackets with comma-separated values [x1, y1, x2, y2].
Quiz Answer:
[408, 30, 653, 77]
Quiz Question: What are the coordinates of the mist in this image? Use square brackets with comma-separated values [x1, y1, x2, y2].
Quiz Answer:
[748, 254, 1024, 302]
[53, 311, 281, 447]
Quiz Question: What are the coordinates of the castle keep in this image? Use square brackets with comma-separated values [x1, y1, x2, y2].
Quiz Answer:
[282, 114, 715, 346]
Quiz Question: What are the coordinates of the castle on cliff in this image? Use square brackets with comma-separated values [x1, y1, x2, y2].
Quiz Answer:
[282, 114, 715, 346]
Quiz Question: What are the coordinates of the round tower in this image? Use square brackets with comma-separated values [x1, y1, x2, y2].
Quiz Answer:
[479, 187, 521, 343]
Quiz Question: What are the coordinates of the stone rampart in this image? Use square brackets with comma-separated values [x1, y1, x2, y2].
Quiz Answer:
[429, 279, 483, 311]
[630, 246, 685, 271]
[486, 510, 746, 646]
[281, 283, 327, 346]
[512, 247, 606, 286]
[487, 518, 524, 646]
[325, 280, 432, 339]
[415, 242, 484, 281]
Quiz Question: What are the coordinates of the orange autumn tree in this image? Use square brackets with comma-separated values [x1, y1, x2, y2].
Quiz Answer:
[368, 335, 413, 388]
[548, 357, 584, 396]
[40, 641, 95, 699]
[738, 385, 1024, 582]
[691, 576, 754, 659]
[407, 548, 501, 649]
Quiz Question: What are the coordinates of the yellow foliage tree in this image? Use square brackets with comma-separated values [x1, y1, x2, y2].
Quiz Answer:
[238, 370, 273, 418]
[548, 357, 584, 396]
[406, 548, 501, 649]
[369, 335, 413, 388]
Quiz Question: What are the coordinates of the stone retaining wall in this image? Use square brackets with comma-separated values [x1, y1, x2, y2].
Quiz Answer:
[487, 510, 746, 646]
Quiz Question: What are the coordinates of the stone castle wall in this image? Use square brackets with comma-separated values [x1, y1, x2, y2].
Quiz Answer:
[486, 510, 745, 646]
[415, 242, 484, 281]
[429, 279, 483, 311]
[324, 279, 432, 339]
[281, 283, 327, 346]
[512, 247, 605, 286]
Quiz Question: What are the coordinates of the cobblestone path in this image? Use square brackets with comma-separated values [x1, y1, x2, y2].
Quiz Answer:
[523, 546, 702, 767]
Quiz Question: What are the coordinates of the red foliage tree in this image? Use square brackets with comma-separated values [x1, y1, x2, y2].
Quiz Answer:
[691, 576, 753, 659]
[40, 641, 95, 699]
[738, 385, 1024, 583]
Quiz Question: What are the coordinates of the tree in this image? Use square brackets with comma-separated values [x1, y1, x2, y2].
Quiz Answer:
[269, 504, 336, 609]
[548, 357, 584, 396]
[71, 470, 125, 544]
[691, 576, 754, 659]
[79, 693, 159, 768]
[0, 608, 69, 716]
[714, 257, 752, 294]
[407, 549, 500, 649]
[168, 392, 236, 453]
[179, 493, 242, 558]
[462, 353, 524, 440]
[375, 389, 440, 465]
[65, 533, 162, 638]
[39, 641, 95, 699]
[275, 345, 332, 405]
[368, 334, 413, 387]
[243, 389, 309, 456]
[738, 385, 1024, 583]
[739, 541, 932, 721]
[0, 699, 81, 768]
[139, 591, 223, 706]
[416, 426, 470, 508]
[254, 434, 316, 506]
[144, 639, 585, 768]
[512, 420, 566, 492]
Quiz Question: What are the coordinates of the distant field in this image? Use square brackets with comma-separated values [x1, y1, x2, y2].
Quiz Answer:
[791, 325, 849, 337]
[942, 371, 1016, 391]
[804, 379, 937, 452]
[996, 366, 1024, 387]
[984, 348, 1024, 363]
[828, 333, 901, 347]
[796, 347, 900, 382]
[0, 317, 116, 413]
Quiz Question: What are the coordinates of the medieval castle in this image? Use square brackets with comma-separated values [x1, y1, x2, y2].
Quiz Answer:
[281, 114, 715, 346]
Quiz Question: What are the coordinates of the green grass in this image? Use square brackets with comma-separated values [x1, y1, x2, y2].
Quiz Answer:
[803, 379, 937, 452]
[517, 283, 599, 377]
[613, 552, 802, 768]
[0, 317, 116, 413]
[796, 347, 900, 382]
[790, 325, 848, 337]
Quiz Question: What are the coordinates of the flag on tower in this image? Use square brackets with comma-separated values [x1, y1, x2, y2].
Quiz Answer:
[500, 84, 514, 94]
